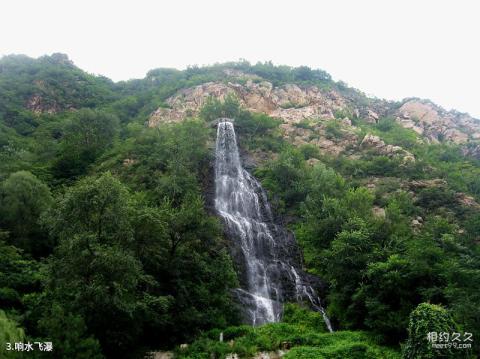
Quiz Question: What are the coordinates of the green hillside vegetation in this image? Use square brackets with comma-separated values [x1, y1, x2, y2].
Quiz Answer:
[176, 304, 400, 358]
[0, 54, 478, 358]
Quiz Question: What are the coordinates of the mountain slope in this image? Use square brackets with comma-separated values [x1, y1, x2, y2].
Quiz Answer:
[0, 53, 116, 135]
[0, 54, 479, 358]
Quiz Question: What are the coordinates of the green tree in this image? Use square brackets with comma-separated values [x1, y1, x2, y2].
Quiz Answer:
[35, 305, 104, 359]
[199, 95, 279, 139]
[0, 170, 52, 256]
[258, 148, 309, 213]
[403, 303, 465, 359]
[323, 218, 376, 328]
[54, 109, 119, 178]
[199, 95, 242, 123]
[43, 173, 145, 357]
[0, 240, 39, 310]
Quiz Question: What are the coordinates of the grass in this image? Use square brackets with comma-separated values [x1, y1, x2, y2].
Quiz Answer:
[174, 305, 400, 358]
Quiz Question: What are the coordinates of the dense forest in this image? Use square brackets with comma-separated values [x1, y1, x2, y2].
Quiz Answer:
[0, 54, 479, 359]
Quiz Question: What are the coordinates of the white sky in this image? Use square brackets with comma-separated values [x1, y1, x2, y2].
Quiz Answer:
[1, 0, 479, 117]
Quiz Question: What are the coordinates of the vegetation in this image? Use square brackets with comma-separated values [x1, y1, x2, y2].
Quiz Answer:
[403, 303, 468, 359]
[200, 95, 282, 151]
[256, 143, 480, 356]
[0, 310, 25, 359]
[175, 304, 400, 358]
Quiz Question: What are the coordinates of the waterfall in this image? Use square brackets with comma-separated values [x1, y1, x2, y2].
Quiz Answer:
[214, 119, 333, 332]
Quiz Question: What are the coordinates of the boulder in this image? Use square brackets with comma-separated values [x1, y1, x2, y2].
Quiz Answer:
[366, 109, 379, 123]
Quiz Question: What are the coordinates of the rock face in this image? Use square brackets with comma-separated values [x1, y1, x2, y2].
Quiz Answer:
[147, 74, 480, 162]
[461, 143, 480, 160]
[26, 94, 61, 114]
[148, 80, 346, 127]
[394, 99, 480, 143]
[361, 134, 415, 161]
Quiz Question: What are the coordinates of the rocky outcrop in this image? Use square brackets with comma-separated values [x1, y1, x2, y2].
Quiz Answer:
[360, 133, 415, 161]
[26, 94, 61, 114]
[281, 120, 358, 156]
[366, 109, 379, 124]
[147, 75, 480, 162]
[456, 193, 480, 208]
[148, 80, 347, 127]
[460, 143, 480, 160]
[26, 79, 66, 114]
[394, 99, 480, 143]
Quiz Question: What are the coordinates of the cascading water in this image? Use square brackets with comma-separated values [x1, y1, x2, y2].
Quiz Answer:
[214, 119, 333, 331]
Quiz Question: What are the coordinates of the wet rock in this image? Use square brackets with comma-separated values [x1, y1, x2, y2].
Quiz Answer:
[215, 121, 329, 326]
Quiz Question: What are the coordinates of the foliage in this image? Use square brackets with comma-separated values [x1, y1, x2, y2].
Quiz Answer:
[403, 303, 467, 359]
[176, 315, 399, 358]
[255, 142, 480, 355]
[37, 163, 237, 356]
[0, 54, 116, 136]
[0, 310, 25, 359]
[283, 343, 399, 359]
[0, 171, 53, 256]
[374, 117, 418, 148]
[0, 240, 39, 310]
[53, 108, 119, 179]
[325, 120, 344, 139]
[199, 95, 281, 145]
[282, 303, 328, 333]
[35, 304, 104, 359]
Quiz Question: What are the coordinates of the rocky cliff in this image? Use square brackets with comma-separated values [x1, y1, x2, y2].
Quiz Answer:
[147, 71, 480, 162]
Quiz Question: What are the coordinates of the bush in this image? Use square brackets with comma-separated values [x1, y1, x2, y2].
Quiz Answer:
[403, 303, 465, 359]
[294, 120, 315, 130]
[284, 342, 400, 359]
[0, 310, 25, 359]
[299, 144, 320, 159]
[175, 305, 399, 358]
[283, 303, 328, 333]
[325, 120, 344, 139]
[416, 186, 457, 211]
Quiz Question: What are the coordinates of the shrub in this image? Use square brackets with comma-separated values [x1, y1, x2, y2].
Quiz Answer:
[0, 311, 25, 359]
[403, 303, 465, 359]
[294, 119, 316, 130]
[283, 303, 328, 333]
[325, 120, 344, 139]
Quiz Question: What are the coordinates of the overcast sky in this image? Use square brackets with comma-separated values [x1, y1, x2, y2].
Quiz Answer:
[1, 0, 479, 117]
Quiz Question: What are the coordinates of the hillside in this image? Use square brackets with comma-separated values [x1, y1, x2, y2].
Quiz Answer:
[0, 54, 478, 359]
